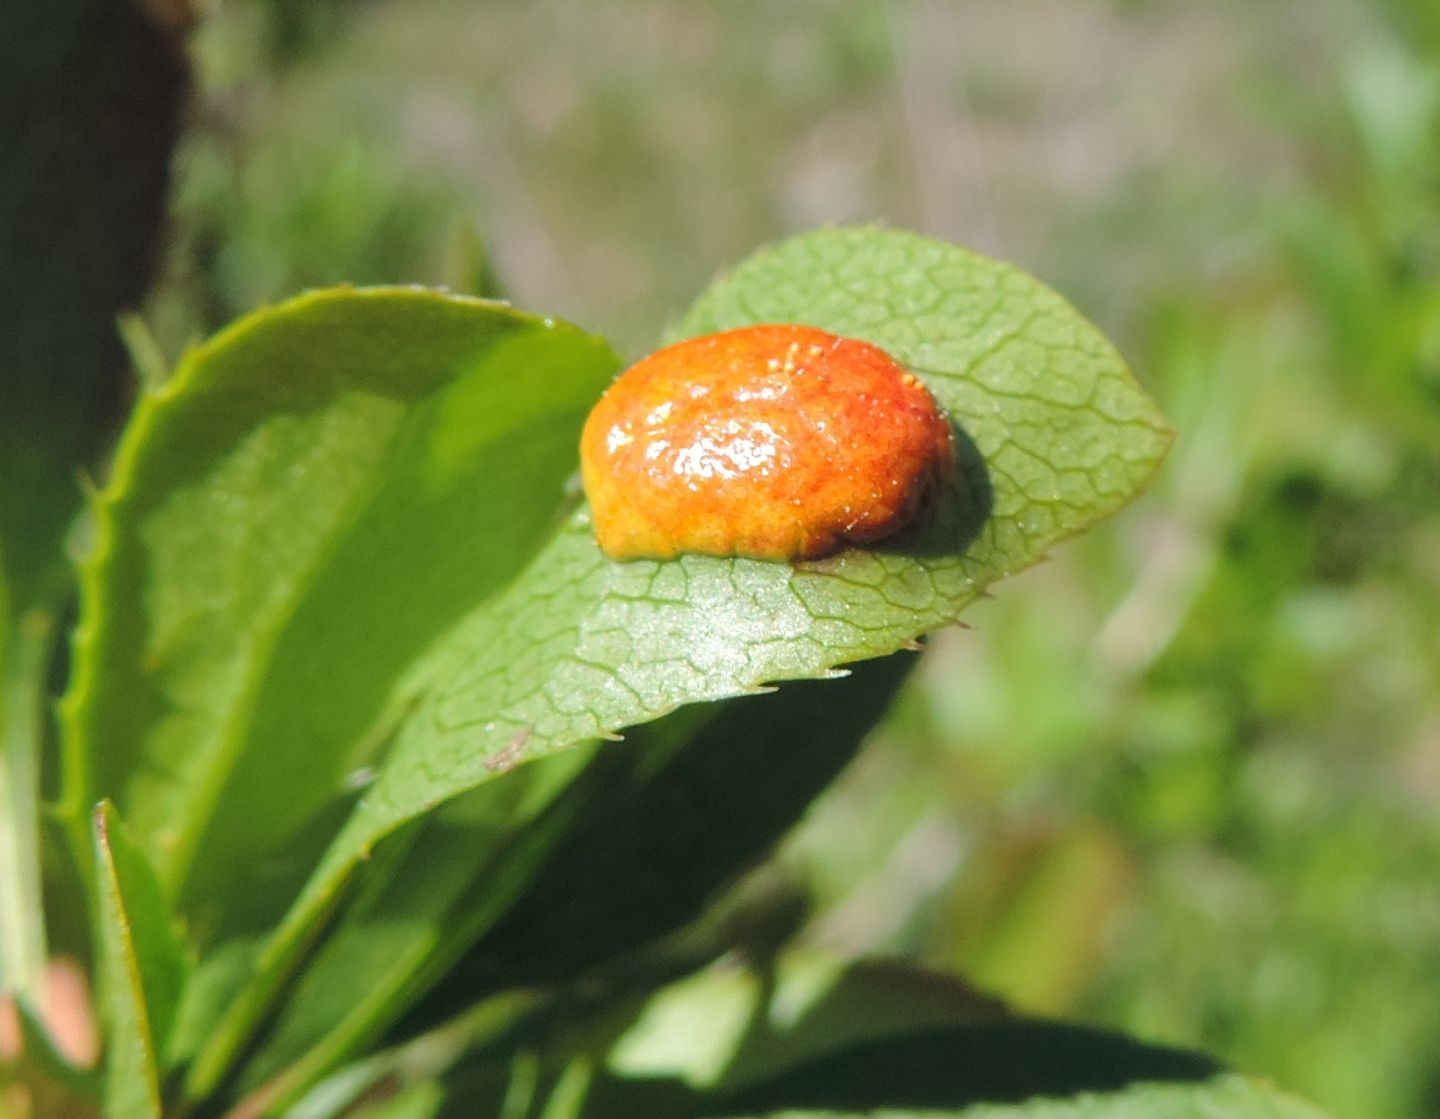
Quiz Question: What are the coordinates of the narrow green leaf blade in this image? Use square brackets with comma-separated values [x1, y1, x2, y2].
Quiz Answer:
[93, 802, 189, 1119]
[60, 287, 620, 932]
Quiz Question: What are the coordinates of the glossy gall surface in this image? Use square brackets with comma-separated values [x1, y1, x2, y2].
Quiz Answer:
[580, 324, 954, 562]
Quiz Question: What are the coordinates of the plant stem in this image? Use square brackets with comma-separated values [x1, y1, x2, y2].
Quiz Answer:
[0, 608, 55, 1012]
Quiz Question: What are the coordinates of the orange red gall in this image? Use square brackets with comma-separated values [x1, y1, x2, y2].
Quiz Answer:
[580, 324, 954, 562]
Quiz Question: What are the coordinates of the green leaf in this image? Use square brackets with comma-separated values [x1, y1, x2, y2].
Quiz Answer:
[60, 287, 620, 932]
[93, 802, 189, 1119]
[302, 223, 1168, 929]
[195, 227, 1170, 1093]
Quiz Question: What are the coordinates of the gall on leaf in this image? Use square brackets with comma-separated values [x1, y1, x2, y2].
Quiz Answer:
[580, 324, 954, 561]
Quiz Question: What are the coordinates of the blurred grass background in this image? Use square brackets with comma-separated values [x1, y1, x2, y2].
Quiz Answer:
[140, 1, 1440, 1116]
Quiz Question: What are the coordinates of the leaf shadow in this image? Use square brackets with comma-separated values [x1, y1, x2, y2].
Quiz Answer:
[701, 1021, 1220, 1116]
[916, 417, 992, 558]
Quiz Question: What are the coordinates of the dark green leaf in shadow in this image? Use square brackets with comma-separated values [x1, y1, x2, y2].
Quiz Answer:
[580, 1072, 1327, 1119]
[705, 1023, 1216, 1114]
[399, 650, 918, 1040]
[598, 957, 1306, 1118]
[212, 653, 915, 1113]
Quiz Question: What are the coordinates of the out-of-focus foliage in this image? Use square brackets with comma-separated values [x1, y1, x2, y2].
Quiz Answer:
[786, 9, 1440, 1119]
[111, 1, 1438, 1117]
[0, 0, 186, 612]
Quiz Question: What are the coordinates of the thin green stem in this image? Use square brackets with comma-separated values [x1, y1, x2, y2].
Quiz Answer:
[0, 608, 56, 1010]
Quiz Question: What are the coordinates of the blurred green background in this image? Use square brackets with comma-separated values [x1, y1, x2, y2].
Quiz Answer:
[139, 1, 1440, 1116]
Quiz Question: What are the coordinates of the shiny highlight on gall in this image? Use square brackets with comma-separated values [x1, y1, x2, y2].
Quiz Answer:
[580, 324, 954, 561]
